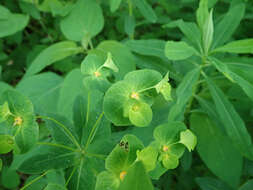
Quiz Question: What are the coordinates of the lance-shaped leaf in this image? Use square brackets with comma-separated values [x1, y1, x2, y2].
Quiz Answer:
[24, 41, 82, 78]
[206, 77, 253, 160]
[179, 129, 197, 152]
[103, 69, 162, 126]
[213, 39, 253, 54]
[132, 0, 157, 23]
[0, 5, 29, 38]
[196, 177, 234, 190]
[0, 135, 15, 154]
[163, 19, 202, 51]
[165, 41, 197, 61]
[168, 68, 200, 121]
[191, 113, 243, 188]
[210, 58, 253, 102]
[196, 0, 209, 32]
[212, 3, 245, 48]
[0, 90, 39, 154]
[118, 161, 154, 190]
[60, 0, 104, 41]
[202, 9, 214, 54]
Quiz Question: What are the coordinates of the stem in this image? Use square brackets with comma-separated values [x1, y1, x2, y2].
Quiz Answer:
[84, 112, 104, 151]
[37, 142, 78, 152]
[65, 165, 78, 187]
[37, 116, 81, 150]
[20, 171, 49, 190]
[137, 85, 156, 93]
[128, 0, 133, 16]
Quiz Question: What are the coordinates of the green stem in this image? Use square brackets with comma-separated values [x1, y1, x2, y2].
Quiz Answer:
[128, 0, 133, 16]
[37, 142, 78, 152]
[65, 165, 78, 187]
[37, 116, 81, 150]
[84, 112, 104, 151]
[137, 85, 156, 93]
[20, 171, 49, 190]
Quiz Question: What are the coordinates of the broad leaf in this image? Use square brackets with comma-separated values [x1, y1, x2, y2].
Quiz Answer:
[60, 0, 104, 41]
[191, 113, 243, 187]
[110, 0, 122, 12]
[118, 161, 154, 190]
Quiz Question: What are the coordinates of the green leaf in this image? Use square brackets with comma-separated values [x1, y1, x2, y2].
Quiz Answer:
[67, 157, 104, 190]
[168, 68, 200, 121]
[0, 90, 39, 153]
[110, 0, 122, 12]
[196, 177, 234, 190]
[212, 3, 245, 48]
[160, 153, 179, 170]
[118, 161, 154, 190]
[106, 135, 144, 176]
[165, 41, 197, 61]
[17, 145, 80, 174]
[196, 0, 209, 32]
[95, 171, 119, 190]
[0, 102, 11, 123]
[81, 54, 111, 92]
[202, 9, 214, 54]
[58, 69, 86, 120]
[154, 122, 186, 145]
[44, 183, 67, 190]
[136, 146, 158, 171]
[0, 135, 15, 154]
[163, 19, 202, 50]
[0, 167, 20, 189]
[24, 41, 82, 78]
[129, 101, 153, 127]
[190, 113, 243, 187]
[60, 0, 104, 41]
[90, 41, 136, 80]
[179, 129, 197, 152]
[155, 72, 172, 101]
[213, 39, 253, 54]
[16, 72, 63, 114]
[132, 0, 157, 23]
[206, 77, 253, 160]
[103, 69, 162, 126]
[124, 15, 135, 37]
[210, 58, 253, 102]
[0, 5, 29, 38]
[239, 179, 253, 190]
[125, 39, 166, 59]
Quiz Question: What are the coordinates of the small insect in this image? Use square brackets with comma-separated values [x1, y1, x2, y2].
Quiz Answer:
[119, 141, 129, 152]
